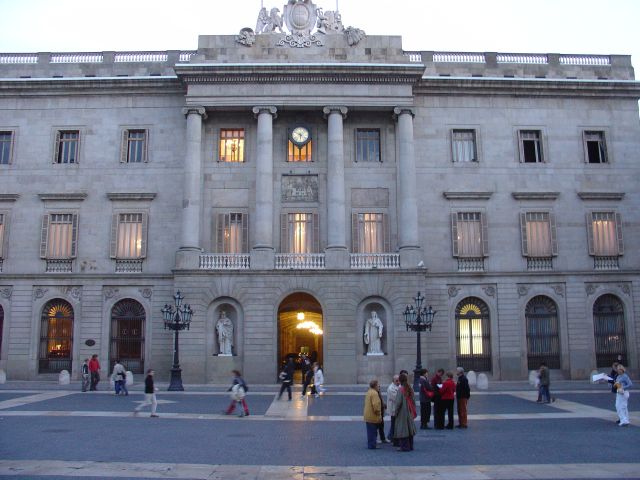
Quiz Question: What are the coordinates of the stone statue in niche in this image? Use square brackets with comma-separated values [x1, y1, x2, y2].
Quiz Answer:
[216, 310, 234, 355]
[364, 310, 384, 355]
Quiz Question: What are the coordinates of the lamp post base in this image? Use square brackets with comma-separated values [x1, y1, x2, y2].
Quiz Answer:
[413, 366, 421, 393]
[167, 367, 184, 391]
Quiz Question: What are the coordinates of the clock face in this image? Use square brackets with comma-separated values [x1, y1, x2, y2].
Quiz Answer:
[291, 126, 310, 145]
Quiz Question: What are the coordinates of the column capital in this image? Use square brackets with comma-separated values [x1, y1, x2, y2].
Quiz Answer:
[252, 106, 278, 119]
[182, 106, 207, 119]
[323, 106, 348, 119]
[392, 107, 415, 120]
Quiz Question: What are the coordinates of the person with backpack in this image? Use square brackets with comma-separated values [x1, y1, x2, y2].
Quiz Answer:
[418, 368, 434, 429]
[225, 370, 249, 417]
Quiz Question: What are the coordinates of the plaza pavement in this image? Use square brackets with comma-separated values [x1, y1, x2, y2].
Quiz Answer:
[0, 380, 638, 479]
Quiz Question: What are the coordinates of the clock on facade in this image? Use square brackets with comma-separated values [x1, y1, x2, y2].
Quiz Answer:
[290, 126, 310, 146]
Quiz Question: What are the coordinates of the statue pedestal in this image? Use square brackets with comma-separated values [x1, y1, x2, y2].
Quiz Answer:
[217, 353, 233, 357]
[366, 352, 384, 356]
[207, 353, 240, 383]
[358, 353, 391, 384]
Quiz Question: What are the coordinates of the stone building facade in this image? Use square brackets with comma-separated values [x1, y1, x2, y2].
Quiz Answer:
[0, 2, 639, 384]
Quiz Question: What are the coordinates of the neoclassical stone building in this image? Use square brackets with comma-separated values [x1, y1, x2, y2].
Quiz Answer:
[0, 1, 638, 383]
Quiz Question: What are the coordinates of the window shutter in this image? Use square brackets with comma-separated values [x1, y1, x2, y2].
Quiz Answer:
[615, 212, 624, 255]
[110, 214, 119, 258]
[0, 213, 6, 259]
[143, 129, 149, 163]
[549, 212, 558, 256]
[586, 212, 595, 256]
[53, 131, 61, 163]
[216, 214, 224, 252]
[241, 213, 249, 253]
[520, 212, 528, 256]
[40, 214, 50, 258]
[351, 213, 359, 253]
[140, 212, 149, 258]
[120, 130, 129, 163]
[382, 213, 390, 253]
[312, 213, 320, 252]
[481, 212, 489, 257]
[70, 214, 79, 258]
[280, 213, 288, 253]
[451, 212, 459, 257]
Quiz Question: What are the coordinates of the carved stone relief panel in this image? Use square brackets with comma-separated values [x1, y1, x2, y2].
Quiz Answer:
[281, 175, 319, 203]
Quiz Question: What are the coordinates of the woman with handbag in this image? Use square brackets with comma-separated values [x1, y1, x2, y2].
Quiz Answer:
[393, 372, 417, 451]
[225, 370, 249, 417]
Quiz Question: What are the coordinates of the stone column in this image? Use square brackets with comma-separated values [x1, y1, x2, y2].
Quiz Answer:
[323, 106, 349, 269]
[393, 107, 422, 268]
[176, 106, 206, 270]
[251, 106, 277, 269]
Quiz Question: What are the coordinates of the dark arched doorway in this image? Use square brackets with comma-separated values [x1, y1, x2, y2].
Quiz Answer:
[39, 299, 74, 373]
[110, 299, 146, 374]
[593, 294, 627, 368]
[526, 296, 560, 369]
[278, 292, 323, 381]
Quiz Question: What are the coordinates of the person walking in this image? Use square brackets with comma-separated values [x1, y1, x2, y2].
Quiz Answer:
[455, 366, 471, 428]
[134, 369, 158, 418]
[614, 364, 632, 427]
[418, 368, 433, 429]
[538, 362, 554, 403]
[88, 354, 101, 391]
[386, 375, 400, 446]
[301, 361, 314, 397]
[81, 358, 90, 392]
[440, 372, 456, 429]
[111, 360, 128, 396]
[394, 372, 417, 451]
[312, 362, 325, 397]
[364, 379, 382, 449]
[431, 368, 444, 429]
[375, 382, 389, 444]
[225, 370, 250, 417]
[278, 358, 295, 401]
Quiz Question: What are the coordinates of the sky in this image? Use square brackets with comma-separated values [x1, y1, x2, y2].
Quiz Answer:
[0, 0, 638, 71]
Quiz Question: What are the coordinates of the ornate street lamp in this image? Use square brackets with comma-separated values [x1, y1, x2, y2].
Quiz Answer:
[403, 292, 436, 392]
[161, 291, 193, 391]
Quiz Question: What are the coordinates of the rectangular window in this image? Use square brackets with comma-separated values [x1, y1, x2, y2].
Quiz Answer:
[281, 213, 319, 253]
[584, 131, 608, 164]
[40, 213, 78, 259]
[219, 129, 245, 163]
[288, 141, 312, 162]
[355, 129, 381, 162]
[0, 131, 14, 165]
[112, 213, 146, 259]
[121, 129, 148, 163]
[54, 130, 79, 164]
[519, 130, 543, 163]
[352, 213, 390, 253]
[520, 212, 557, 257]
[587, 212, 623, 256]
[451, 129, 477, 162]
[216, 212, 248, 253]
[451, 211, 488, 257]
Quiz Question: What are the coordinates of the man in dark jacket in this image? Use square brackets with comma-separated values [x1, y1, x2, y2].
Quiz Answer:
[431, 368, 445, 429]
[455, 366, 471, 428]
[278, 358, 295, 401]
[418, 368, 433, 429]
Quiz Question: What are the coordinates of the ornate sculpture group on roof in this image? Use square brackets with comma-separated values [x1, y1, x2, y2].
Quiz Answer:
[236, 0, 365, 48]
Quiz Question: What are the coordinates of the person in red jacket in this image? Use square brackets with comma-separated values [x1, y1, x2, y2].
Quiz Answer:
[439, 371, 456, 430]
[88, 354, 100, 391]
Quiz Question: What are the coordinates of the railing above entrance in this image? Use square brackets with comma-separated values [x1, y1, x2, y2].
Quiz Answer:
[350, 253, 400, 269]
[199, 253, 250, 270]
[275, 253, 325, 270]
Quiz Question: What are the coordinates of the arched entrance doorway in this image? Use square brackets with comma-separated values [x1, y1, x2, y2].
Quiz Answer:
[525, 296, 560, 369]
[109, 299, 146, 374]
[455, 297, 492, 372]
[278, 293, 323, 381]
[593, 294, 626, 368]
[39, 299, 74, 373]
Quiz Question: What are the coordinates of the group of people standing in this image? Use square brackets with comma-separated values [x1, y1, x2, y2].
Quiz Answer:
[364, 367, 471, 451]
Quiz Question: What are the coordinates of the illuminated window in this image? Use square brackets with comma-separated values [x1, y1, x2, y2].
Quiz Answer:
[54, 130, 80, 164]
[583, 131, 607, 164]
[39, 299, 74, 373]
[288, 138, 312, 162]
[121, 129, 148, 163]
[40, 213, 78, 259]
[281, 213, 319, 253]
[451, 211, 487, 257]
[111, 213, 147, 259]
[518, 130, 543, 163]
[0, 131, 14, 164]
[216, 212, 248, 253]
[352, 213, 389, 253]
[451, 129, 477, 162]
[355, 129, 381, 162]
[587, 211, 622, 256]
[520, 212, 557, 257]
[455, 298, 491, 372]
[219, 129, 245, 162]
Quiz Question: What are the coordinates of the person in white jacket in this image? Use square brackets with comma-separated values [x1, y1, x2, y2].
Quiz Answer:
[386, 375, 400, 445]
[313, 362, 325, 398]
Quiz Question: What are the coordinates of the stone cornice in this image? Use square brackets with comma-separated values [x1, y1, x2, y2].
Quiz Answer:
[0, 194, 19, 202]
[577, 192, 625, 201]
[0, 77, 184, 96]
[106, 193, 157, 201]
[38, 193, 87, 201]
[512, 192, 560, 200]
[443, 191, 493, 200]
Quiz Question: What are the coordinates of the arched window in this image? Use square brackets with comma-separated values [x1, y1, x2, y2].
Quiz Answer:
[593, 294, 626, 368]
[39, 299, 74, 373]
[455, 297, 491, 372]
[526, 296, 560, 369]
[110, 299, 145, 374]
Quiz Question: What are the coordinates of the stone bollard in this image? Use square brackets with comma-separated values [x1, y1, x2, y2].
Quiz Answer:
[0, 369, 6, 384]
[476, 372, 489, 390]
[58, 370, 70, 385]
[125, 371, 133, 385]
[589, 369, 600, 384]
[529, 370, 539, 386]
[467, 370, 477, 386]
